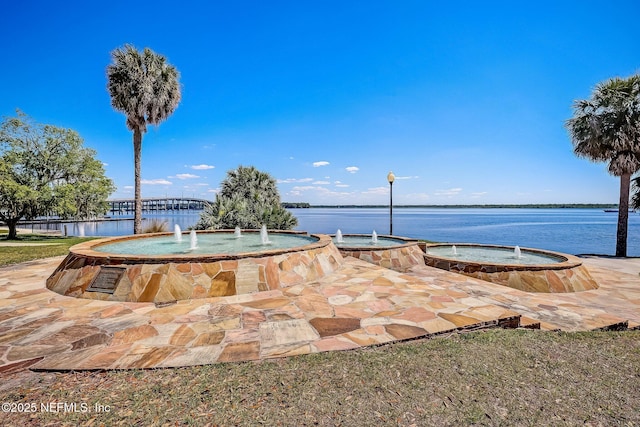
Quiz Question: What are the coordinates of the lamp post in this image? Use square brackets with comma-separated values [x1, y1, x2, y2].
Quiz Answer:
[387, 171, 395, 235]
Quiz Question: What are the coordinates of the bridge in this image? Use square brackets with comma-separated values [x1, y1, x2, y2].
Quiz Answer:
[108, 197, 212, 213]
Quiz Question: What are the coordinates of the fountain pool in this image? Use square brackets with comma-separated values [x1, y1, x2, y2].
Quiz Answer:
[46, 230, 344, 303]
[94, 230, 316, 256]
[424, 243, 598, 293]
[333, 234, 425, 271]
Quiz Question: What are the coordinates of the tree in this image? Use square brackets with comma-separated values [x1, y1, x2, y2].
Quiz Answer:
[0, 111, 115, 239]
[195, 165, 298, 230]
[106, 44, 181, 234]
[566, 74, 640, 257]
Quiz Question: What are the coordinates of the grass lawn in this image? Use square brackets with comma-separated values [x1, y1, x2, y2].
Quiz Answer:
[1, 329, 639, 425]
[0, 233, 97, 266]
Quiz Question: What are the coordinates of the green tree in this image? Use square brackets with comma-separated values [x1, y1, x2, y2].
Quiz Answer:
[566, 74, 640, 257]
[195, 165, 298, 230]
[0, 111, 115, 239]
[106, 44, 181, 234]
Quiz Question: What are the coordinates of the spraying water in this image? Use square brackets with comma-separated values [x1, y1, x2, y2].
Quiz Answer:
[514, 245, 522, 259]
[371, 230, 378, 244]
[234, 226, 242, 238]
[336, 229, 344, 243]
[189, 229, 198, 250]
[260, 225, 271, 245]
[174, 224, 182, 243]
[452, 245, 458, 256]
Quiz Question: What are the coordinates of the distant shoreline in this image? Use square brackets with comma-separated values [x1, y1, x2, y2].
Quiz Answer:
[284, 204, 618, 209]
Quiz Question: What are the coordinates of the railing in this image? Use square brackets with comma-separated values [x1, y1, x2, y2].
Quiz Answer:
[107, 197, 211, 213]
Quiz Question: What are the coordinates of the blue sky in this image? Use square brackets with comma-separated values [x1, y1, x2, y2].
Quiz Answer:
[2, 0, 638, 205]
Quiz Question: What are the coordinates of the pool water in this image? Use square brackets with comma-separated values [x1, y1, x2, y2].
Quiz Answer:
[94, 232, 318, 256]
[333, 236, 410, 247]
[426, 245, 563, 265]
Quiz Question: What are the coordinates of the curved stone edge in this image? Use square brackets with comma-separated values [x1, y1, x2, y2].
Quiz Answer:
[46, 235, 345, 303]
[338, 241, 426, 272]
[424, 243, 599, 293]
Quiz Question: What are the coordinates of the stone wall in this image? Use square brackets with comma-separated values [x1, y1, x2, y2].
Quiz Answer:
[423, 247, 599, 293]
[46, 236, 344, 303]
[339, 243, 425, 272]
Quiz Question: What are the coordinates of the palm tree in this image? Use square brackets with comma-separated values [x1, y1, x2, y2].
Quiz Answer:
[566, 74, 640, 257]
[106, 45, 181, 234]
[195, 165, 298, 230]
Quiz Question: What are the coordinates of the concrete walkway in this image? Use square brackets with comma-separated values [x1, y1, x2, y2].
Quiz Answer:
[0, 255, 639, 373]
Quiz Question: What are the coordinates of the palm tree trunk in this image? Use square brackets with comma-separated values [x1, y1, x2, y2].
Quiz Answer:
[616, 173, 631, 257]
[133, 128, 142, 234]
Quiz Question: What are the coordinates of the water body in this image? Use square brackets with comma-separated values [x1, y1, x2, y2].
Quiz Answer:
[53, 208, 640, 256]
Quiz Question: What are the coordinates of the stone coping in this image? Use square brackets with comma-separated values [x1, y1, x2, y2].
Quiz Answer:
[424, 243, 581, 272]
[336, 236, 425, 272]
[69, 230, 329, 263]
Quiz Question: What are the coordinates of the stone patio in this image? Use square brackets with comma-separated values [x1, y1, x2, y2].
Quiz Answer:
[1, 255, 639, 373]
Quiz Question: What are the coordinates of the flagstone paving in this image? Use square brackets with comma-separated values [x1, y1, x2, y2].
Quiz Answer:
[1, 254, 639, 373]
[407, 257, 640, 331]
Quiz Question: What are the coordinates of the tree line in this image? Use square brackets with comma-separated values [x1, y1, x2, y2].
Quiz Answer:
[0, 112, 114, 239]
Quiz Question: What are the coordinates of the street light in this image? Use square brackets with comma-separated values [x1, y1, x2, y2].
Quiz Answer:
[387, 171, 395, 235]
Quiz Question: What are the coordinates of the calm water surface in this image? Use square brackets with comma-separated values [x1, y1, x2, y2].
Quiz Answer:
[53, 208, 640, 256]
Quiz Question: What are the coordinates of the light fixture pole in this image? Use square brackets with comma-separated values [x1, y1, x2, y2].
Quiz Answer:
[387, 171, 395, 235]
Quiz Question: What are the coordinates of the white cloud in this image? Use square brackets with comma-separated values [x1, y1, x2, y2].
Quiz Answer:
[142, 179, 172, 185]
[291, 186, 317, 192]
[190, 164, 215, 170]
[288, 185, 352, 199]
[402, 192, 430, 202]
[313, 180, 330, 185]
[278, 177, 314, 184]
[313, 161, 330, 167]
[345, 166, 359, 173]
[435, 188, 463, 197]
[471, 192, 488, 198]
[362, 186, 389, 195]
[335, 184, 350, 188]
[123, 185, 134, 190]
[174, 173, 200, 180]
[395, 175, 419, 180]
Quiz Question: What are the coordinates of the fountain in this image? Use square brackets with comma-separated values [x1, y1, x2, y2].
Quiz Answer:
[189, 229, 198, 250]
[332, 233, 424, 271]
[174, 224, 182, 242]
[260, 225, 271, 245]
[423, 243, 599, 293]
[46, 230, 343, 303]
[234, 226, 242, 238]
